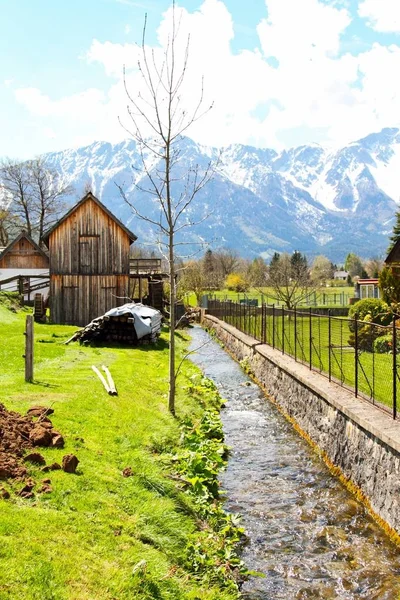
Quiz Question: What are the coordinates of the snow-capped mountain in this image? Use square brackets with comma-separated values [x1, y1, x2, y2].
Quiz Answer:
[44, 127, 400, 262]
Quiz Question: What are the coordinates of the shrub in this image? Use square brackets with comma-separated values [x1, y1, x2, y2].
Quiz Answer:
[374, 334, 393, 354]
[348, 324, 384, 352]
[348, 298, 390, 332]
[225, 273, 249, 292]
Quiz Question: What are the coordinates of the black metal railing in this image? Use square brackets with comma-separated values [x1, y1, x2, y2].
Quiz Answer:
[208, 291, 351, 307]
[207, 299, 399, 420]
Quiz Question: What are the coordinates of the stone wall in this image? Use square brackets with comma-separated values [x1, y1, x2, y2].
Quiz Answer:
[203, 314, 400, 536]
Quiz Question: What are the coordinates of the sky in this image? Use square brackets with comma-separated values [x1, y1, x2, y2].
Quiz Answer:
[1, 0, 400, 159]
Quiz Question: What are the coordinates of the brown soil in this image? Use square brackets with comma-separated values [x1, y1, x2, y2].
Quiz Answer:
[0, 404, 69, 496]
[61, 454, 79, 473]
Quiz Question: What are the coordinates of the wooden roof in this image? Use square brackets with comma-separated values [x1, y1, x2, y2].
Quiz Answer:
[41, 192, 137, 246]
[385, 239, 400, 264]
[0, 231, 48, 261]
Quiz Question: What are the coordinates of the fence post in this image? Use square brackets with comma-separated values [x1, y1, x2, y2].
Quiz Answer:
[294, 306, 297, 361]
[282, 306, 285, 355]
[272, 304, 275, 349]
[354, 314, 358, 398]
[393, 319, 397, 420]
[328, 309, 331, 382]
[261, 303, 266, 344]
[24, 314, 34, 383]
[309, 307, 312, 370]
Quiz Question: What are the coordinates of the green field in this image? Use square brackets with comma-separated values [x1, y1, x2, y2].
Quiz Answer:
[208, 286, 353, 308]
[0, 295, 242, 600]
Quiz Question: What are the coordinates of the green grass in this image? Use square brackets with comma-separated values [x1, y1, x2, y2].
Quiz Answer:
[186, 286, 354, 309]
[0, 298, 240, 600]
[219, 309, 395, 412]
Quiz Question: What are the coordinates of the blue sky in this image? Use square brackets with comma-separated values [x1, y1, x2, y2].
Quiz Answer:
[1, 0, 400, 158]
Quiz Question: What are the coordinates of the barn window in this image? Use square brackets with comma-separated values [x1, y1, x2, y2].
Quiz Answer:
[79, 235, 99, 273]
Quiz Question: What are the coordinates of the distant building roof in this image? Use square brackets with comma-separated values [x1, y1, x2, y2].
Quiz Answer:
[334, 270, 348, 278]
[385, 240, 400, 264]
[0, 231, 48, 263]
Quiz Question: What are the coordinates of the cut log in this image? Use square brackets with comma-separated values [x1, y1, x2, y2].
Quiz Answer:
[102, 365, 117, 396]
[91, 365, 112, 395]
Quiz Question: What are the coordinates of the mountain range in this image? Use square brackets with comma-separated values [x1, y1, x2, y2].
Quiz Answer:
[43, 127, 400, 263]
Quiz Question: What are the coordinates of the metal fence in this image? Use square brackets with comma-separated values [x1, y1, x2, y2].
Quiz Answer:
[207, 299, 399, 420]
[208, 291, 351, 307]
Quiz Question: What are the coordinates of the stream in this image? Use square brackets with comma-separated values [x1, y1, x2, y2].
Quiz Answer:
[189, 326, 400, 600]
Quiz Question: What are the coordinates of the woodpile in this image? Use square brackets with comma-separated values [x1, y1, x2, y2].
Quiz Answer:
[66, 306, 162, 346]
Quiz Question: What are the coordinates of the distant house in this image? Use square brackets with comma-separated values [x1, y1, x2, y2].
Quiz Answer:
[354, 278, 380, 300]
[334, 270, 348, 281]
[42, 192, 137, 326]
[0, 231, 49, 271]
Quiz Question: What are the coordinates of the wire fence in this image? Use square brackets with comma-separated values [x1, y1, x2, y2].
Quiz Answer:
[207, 291, 352, 307]
[207, 299, 399, 420]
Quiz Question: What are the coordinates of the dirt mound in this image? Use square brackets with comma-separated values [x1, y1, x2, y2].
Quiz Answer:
[0, 403, 65, 488]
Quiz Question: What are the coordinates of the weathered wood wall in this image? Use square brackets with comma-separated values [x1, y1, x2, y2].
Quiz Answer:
[0, 238, 49, 269]
[48, 199, 131, 275]
[48, 198, 132, 325]
[50, 275, 129, 326]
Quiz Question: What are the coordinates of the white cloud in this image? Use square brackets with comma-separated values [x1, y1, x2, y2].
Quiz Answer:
[358, 0, 400, 34]
[12, 0, 400, 151]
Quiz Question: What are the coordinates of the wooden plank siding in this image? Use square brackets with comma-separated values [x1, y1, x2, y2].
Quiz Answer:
[46, 195, 135, 325]
[0, 237, 49, 269]
[50, 275, 129, 326]
[48, 199, 131, 275]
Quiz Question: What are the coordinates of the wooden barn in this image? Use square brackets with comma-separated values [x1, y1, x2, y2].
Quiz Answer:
[0, 231, 49, 270]
[42, 192, 137, 326]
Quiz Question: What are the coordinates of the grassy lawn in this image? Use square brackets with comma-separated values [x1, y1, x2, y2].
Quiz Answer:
[190, 286, 354, 309]
[219, 309, 395, 412]
[0, 297, 241, 600]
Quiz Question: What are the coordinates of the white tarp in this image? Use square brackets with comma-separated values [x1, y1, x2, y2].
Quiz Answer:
[104, 302, 162, 340]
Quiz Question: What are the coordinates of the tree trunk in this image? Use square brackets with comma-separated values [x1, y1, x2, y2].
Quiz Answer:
[168, 229, 176, 416]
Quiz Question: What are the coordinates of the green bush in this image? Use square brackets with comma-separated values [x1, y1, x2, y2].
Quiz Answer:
[374, 333, 400, 354]
[348, 298, 390, 332]
[348, 324, 384, 352]
[374, 334, 393, 354]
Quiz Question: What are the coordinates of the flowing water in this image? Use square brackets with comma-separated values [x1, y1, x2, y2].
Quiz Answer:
[189, 326, 400, 600]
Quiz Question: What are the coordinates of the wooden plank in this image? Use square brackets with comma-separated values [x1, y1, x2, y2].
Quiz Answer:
[24, 315, 34, 382]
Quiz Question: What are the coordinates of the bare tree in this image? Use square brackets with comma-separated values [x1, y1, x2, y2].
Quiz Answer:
[179, 259, 205, 305]
[29, 157, 72, 244]
[0, 208, 13, 246]
[268, 252, 315, 310]
[117, 3, 214, 415]
[214, 248, 239, 280]
[0, 159, 34, 237]
[0, 157, 72, 243]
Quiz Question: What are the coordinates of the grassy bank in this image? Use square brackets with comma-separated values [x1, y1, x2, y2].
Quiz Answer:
[0, 296, 243, 599]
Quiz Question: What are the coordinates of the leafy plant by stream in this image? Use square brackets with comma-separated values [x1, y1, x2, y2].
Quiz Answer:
[173, 375, 250, 591]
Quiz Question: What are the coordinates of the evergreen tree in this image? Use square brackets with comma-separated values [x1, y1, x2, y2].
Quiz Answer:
[269, 252, 280, 277]
[388, 210, 400, 253]
[291, 251, 308, 279]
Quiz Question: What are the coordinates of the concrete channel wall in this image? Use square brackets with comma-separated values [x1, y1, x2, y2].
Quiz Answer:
[203, 314, 400, 536]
